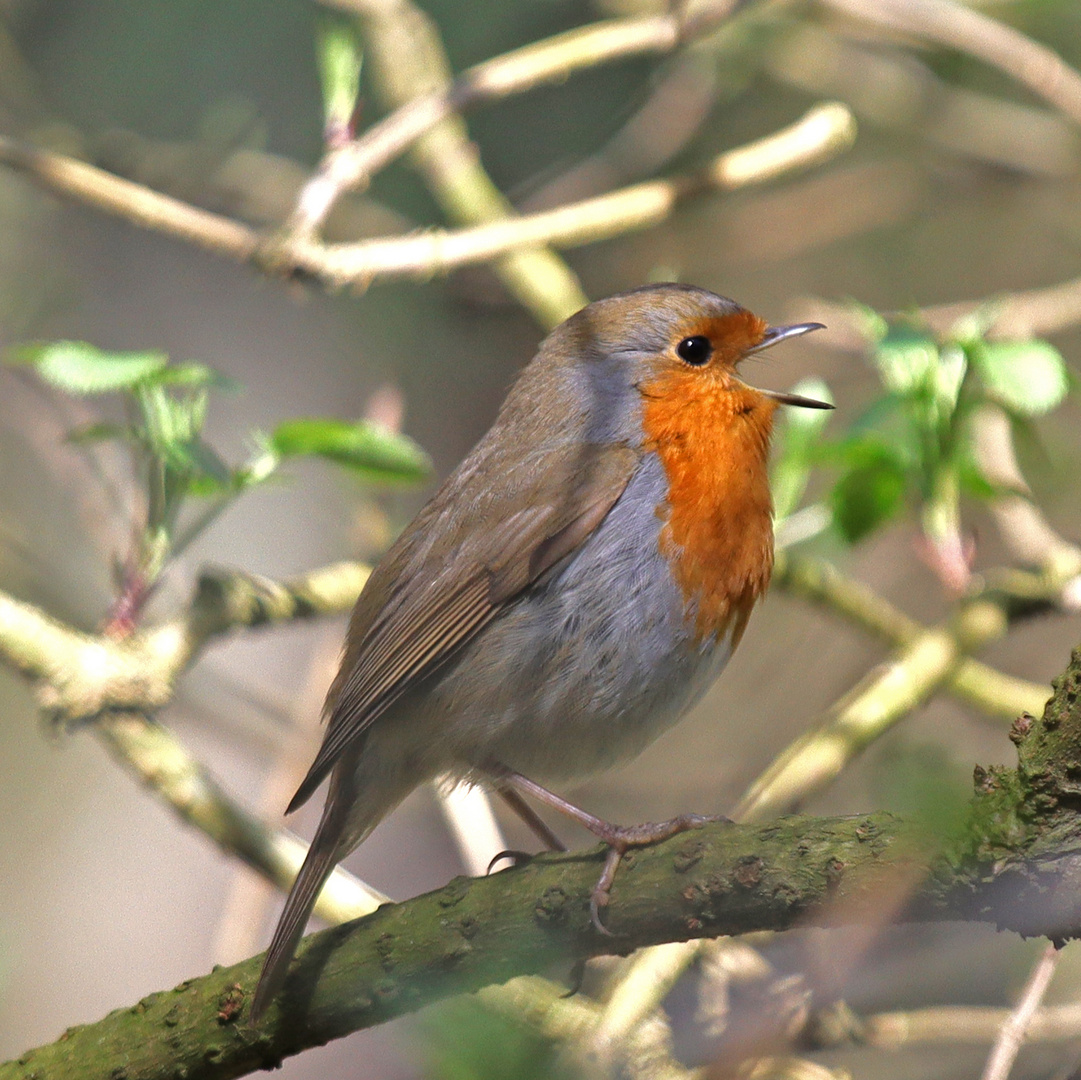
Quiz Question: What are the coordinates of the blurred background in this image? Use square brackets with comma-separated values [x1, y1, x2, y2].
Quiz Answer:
[2, 0, 1081, 1077]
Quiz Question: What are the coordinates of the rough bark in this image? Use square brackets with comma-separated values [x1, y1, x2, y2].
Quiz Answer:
[6, 646, 1081, 1080]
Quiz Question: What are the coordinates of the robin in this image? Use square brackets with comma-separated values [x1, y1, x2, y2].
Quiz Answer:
[250, 283, 827, 1021]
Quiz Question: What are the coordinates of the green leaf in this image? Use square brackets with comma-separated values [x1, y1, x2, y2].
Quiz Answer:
[65, 422, 135, 445]
[971, 340, 1068, 416]
[317, 18, 361, 135]
[12, 342, 168, 394]
[270, 417, 431, 483]
[830, 451, 907, 543]
[182, 438, 233, 486]
[154, 361, 239, 391]
[873, 327, 938, 396]
[771, 378, 833, 520]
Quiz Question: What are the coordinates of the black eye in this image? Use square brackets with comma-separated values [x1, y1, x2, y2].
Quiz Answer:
[676, 335, 712, 366]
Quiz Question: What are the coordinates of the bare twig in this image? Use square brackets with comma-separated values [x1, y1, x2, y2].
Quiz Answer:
[271, 103, 856, 288]
[972, 406, 1081, 605]
[821, 0, 1081, 131]
[981, 943, 1061, 1080]
[292, 3, 745, 238]
[0, 134, 258, 258]
[774, 554, 1049, 722]
[95, 709, 387, 925]
[0, 104, 856, 303]
[732, 591, 1022, 822]
[344, 0, 587, 327]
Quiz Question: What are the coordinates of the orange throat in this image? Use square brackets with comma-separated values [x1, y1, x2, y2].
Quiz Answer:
[641, 369, 776, 647]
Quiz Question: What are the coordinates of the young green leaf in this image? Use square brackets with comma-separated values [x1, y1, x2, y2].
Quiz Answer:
[12, 342, 169, 394]
[65, 422, 135, 445]
[154, 361, 238, 391]
[270, 417, 431, 483]
[317, 17, 362, 137]
[873, 326, 939, 396]
[970, 340, 1068, 417]
[830, 452, 907, 543]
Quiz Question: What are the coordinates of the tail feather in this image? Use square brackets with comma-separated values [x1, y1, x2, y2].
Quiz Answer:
[250, 760, 362, 1024]
[249, 823, 342, 1024]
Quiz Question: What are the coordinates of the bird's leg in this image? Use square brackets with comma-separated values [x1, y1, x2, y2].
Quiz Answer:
[486, 762, 726, 934]
[496, 785, 568, 852]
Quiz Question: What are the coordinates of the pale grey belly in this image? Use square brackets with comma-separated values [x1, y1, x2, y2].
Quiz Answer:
[376, 455, 734, 782]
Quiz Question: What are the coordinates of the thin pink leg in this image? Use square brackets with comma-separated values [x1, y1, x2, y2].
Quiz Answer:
[486, 762, 726, 933]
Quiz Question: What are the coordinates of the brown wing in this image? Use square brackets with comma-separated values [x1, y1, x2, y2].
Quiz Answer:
[286, 441, 639, 813]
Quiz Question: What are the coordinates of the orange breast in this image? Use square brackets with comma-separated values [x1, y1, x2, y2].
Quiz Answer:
[641, 366, 777, 646]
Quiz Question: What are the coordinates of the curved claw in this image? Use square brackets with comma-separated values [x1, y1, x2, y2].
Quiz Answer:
[590, 894, 615, 936]
[590, 846, 624, 936]
[486, 849, 533, 874]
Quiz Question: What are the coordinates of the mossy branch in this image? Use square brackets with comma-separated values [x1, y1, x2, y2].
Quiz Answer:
[9, 642, 1081, 1080]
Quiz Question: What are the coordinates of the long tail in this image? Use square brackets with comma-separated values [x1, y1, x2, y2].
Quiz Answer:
[249, 767, 356, 1024]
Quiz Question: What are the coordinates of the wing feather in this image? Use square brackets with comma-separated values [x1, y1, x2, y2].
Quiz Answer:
[287, 442, 639, 813]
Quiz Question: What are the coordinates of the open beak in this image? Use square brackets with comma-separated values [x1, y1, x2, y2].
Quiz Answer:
[746, 322, 833, 410]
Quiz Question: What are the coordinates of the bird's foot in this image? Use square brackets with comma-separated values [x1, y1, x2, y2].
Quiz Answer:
[586, 813, 724, 935]
[484, 761, 727, 934]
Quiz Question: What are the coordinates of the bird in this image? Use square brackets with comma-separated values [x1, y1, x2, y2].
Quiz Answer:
[249, 283, 828, 1022]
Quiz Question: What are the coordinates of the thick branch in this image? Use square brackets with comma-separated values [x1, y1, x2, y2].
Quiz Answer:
[2, 801, 1079, 1080]
[10, 637, 1081, 1079]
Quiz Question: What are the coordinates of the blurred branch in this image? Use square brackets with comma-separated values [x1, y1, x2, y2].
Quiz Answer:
[478, 975, 699, 1080]
[774, 553, 1050, 723]
[0, 562, 368, 724]
[341, 0, 587, 328]
[973, 406, 1081, 604]
[821, 0, 1081, 130]
[265, 103, 857, 287]
[809, 996, 1081, 1050]
[981, 941, 1060, 1080]
[15, 660, 1081, 1080]
[0, 562, 378, 931]
[734, 573, 1045, 821]
[295, 2, 745, 238]
[0, 103, 856, 302]
[928, 274, 1081, 340]
[520, 47, 722, 212]
[768, 23, 1079, 178]
[96, 709, 387, 925]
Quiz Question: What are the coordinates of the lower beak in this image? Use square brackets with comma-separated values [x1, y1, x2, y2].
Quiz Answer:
[761, 387, 834, 410]
[746, 322, 833, 410]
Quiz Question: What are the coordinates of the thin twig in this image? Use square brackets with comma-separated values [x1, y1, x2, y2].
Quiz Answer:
[981, 942, 1061, 1080]
[271, 103, 857, 288]
[344, 0, 587, 327]
[821, 0, 1081, 130]
[0, 135, 258, 258]
[972, 406, 1081, 605]
[0, 103, 856, 302]
[95, 709, 388, 925]
[774, 554, 1049, 721]
[292, 3, 745, 237]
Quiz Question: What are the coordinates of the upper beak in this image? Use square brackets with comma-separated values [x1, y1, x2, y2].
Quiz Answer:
[746, 322, 833, 410]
